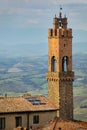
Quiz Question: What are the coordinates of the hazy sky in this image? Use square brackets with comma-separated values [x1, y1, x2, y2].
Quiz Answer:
[0, 0, 87, 56]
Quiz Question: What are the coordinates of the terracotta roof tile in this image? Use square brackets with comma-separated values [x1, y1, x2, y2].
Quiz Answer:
[34, 118, 87, 130]
[0, 95, 58, 113]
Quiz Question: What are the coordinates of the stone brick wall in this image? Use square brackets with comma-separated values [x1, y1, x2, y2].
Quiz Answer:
[59, 80, 73, 120]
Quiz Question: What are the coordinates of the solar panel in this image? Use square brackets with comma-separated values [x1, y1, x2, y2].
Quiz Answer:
[25, 97, 46, 105]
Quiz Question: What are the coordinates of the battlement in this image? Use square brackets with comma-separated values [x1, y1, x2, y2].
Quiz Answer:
[48, 28, 72, 38]
[46, 71, 74, 81]
[59, 71, 74, 81]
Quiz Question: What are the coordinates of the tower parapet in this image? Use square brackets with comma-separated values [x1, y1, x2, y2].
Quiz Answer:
[48, 11, 72, 39]
[48, 28, 72, 38]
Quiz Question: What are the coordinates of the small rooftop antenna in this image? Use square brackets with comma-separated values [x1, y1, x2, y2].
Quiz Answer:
[55, 14, 56, 18]
[59, 5, 62, 18]
[60, 5, 62, 11]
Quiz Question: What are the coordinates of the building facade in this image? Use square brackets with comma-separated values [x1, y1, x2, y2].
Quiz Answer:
[0, 96, 57, 130]
[46, 10, 74, 120]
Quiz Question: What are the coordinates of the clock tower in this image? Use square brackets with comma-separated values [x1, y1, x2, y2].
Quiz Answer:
[46, 10, 74, 120]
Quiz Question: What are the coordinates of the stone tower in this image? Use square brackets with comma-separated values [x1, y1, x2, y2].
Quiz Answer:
[46, 10, 74, 120]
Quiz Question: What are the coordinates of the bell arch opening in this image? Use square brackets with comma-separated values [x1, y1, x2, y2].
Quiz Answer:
[62, 56, 68, 71]
[51, 56, 56, 72]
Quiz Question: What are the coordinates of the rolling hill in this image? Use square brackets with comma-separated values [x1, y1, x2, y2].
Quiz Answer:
[0, 54, 87, 121]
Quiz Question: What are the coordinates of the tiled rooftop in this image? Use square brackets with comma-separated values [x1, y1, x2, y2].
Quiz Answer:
[34, 118, 87, 130]
[0, 95, 58, 113]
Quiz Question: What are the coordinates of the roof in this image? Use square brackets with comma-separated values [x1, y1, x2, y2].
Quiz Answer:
[53, 119, 87, 130]
[0, 95, 58, 113]
[34, 118, 87, 130]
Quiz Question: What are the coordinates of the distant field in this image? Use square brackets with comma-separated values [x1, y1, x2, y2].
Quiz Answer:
[0, 54, 87, 121]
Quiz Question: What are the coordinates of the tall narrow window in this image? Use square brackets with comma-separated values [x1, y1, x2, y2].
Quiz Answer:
[15, 117, 22, 127]
[33, 115, 39, 124]
[54, 30, 57, 36]
[0, 118, 5, 130]
[51, 29, 52, 36]
[51, 56, 56, 72]
[62, 56, 68, 71]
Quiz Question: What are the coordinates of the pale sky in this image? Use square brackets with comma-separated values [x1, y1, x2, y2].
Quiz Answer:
[0, 0, 87, 56]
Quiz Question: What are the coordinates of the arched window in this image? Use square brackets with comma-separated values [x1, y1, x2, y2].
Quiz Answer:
[51, 56, 56, 72]
[62, 56, 68, 71]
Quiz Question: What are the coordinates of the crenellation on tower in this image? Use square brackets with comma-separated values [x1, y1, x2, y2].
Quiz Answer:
[46, 10, 74, 120]
[48, 28, 72, 38]
[53, 16, 58, 30]
[48, 29, 53, 37]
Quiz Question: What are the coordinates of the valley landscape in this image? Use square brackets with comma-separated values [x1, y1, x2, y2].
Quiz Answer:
[0, 53, 87, 121]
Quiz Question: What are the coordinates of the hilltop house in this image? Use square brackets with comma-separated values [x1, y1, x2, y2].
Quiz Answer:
[0, 95, 57, 130]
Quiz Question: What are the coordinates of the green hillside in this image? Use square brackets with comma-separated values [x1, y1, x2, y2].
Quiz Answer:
[0, 54, 87, 121]
[0, 56, 48, 97]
